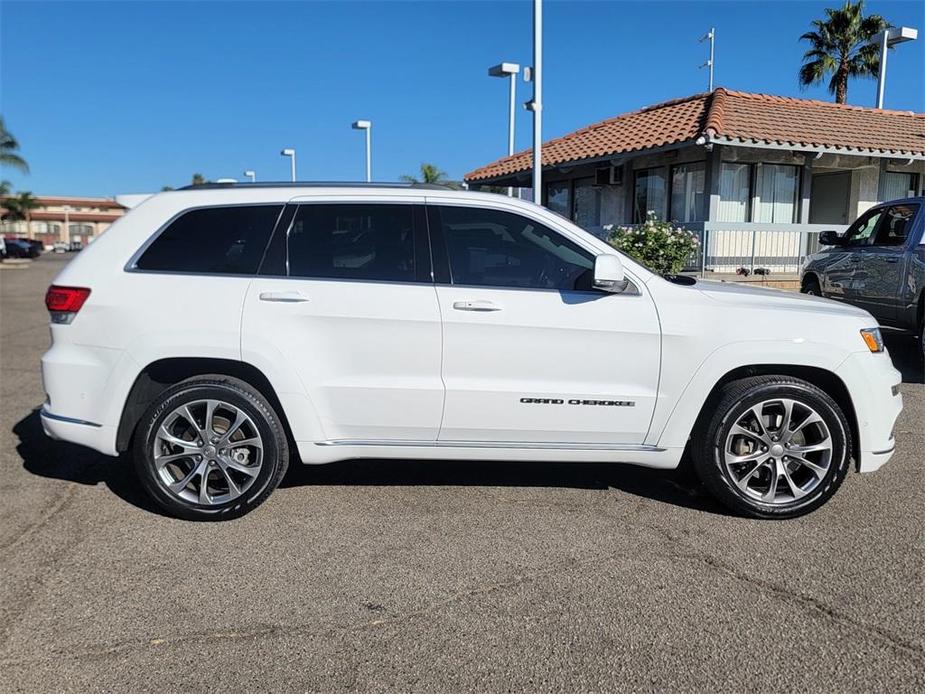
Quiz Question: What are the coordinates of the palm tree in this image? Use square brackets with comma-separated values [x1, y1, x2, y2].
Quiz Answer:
[0, 116, 29, 173]
[798, 0, 889, 104]
[191, 173, 206, 186]
[400, 163, 458, 188]
[0, 180, 11, 197]
[2, 192, 39, 236]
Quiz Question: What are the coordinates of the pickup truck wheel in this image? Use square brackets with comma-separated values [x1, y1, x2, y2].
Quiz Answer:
[133, 376, 289, 521]
[802, 277, 821, 296]
[692, 376, 851, 519]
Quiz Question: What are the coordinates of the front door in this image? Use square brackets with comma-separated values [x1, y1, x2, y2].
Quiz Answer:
[852, 202, 919, 325]
[428, 202, 660, 446]
[823, 207, 884, 301]
[242, 200, 444, 442]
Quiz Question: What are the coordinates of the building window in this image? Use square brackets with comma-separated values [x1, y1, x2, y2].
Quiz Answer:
[669, 162, 705, 223]
[572, 177, 602, 229]
[754, 164, 799, 223]
[717, 163, 752, 222]
[633, 167, 667, 222]
[545, 182, 570, 219]
[881, 171, 918, 201]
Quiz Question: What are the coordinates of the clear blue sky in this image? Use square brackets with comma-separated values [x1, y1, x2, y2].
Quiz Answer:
[2, 0, 922, 197]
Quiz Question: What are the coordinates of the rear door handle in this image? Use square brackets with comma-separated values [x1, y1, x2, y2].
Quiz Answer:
[453, 300, 502, 312]
[259, 291, 309, 303]
[881, 256, 900, 263]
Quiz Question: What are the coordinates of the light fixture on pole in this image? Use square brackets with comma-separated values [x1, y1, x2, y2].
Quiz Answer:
[525, 0, 542, 204]
[244, 170, 256, 182]
[874, 26, 917, 109]
[351, 120, 372, 182]
[699, 27, 715, 92]
[280, 148, 297, 182]
[488, 62, 521, 197]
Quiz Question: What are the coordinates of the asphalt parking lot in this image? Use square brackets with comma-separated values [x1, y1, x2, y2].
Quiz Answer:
[1, 253, 923, 693]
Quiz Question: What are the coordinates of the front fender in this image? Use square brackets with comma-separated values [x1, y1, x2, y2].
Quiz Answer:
[649, 339, 851, 450]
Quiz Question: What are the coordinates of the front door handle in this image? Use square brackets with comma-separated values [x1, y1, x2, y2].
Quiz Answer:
[453, 300, 502, 312]
[259, 291, 309, 303]
[880, 256, 900, 263]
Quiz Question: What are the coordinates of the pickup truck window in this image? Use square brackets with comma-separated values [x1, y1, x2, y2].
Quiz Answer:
[871, 203, 919, 247]
[844, 209, 883, 247]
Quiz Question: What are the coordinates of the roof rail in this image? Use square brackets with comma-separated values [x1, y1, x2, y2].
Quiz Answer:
[177, 181, 458, 191]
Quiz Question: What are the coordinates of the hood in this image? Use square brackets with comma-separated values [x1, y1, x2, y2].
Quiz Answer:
[695, 280, 872, 320]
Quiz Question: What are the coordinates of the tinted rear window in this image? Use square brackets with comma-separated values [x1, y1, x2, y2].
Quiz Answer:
[136, 205, 282, 274]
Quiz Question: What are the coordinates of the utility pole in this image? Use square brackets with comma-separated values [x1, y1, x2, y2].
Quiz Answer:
[699, 27, 715, 92]
[529, 0, 543, 203]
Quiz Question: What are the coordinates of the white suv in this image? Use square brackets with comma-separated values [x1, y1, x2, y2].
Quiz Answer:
[41, 184, 902, 520]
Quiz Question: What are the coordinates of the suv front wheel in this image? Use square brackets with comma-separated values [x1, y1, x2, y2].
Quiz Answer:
[133, 375, 289, 520]
[692, 375, 851, 519]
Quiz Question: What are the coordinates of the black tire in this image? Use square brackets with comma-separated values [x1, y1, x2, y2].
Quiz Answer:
[133, 375, 288, 521]
[802, 276, 822, 296]
[691, 375, 851, 519]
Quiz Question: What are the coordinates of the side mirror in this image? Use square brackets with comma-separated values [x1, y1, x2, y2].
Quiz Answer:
[593, 254, 628, 293]
[818, 230, 845, 246]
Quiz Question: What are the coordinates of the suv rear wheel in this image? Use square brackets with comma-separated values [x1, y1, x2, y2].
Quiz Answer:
[133, 375, 288, 520]
[692, 376, 851, 519]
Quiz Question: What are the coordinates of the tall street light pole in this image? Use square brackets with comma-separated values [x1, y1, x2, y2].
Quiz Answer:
[244, 170, 256, 182]
[528, 0, 543, 204]
[280, 148, 297, 182]
[874, 26, 917, 109]
[488, 62, 520, 197]
[352, 120, 372, 182]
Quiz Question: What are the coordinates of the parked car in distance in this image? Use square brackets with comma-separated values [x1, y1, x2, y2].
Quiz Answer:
[802, 197, 924, 353]
[3, 238, 39, 258]
[41, 183, 902, 521]
[53, 242, 69, 254]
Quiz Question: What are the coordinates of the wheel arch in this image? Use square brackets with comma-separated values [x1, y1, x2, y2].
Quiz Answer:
[690, 364, 859, 469]
[801, 272, 821, 291]
[116, 357, 298, 457]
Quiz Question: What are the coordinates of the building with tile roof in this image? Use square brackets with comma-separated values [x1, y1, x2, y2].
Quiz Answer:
[465, 89, 924, 272]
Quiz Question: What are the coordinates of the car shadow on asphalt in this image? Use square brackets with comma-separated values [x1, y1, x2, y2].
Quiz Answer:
[883, 331, 923, 385]
[13, 409, 170, 517]
[13, 408, 727, 517]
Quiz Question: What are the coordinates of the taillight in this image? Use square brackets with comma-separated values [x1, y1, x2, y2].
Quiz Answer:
[45, 285, 91, 324]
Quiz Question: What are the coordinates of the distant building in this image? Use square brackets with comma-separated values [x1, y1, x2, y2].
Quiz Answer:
[1, 196, 127, 248]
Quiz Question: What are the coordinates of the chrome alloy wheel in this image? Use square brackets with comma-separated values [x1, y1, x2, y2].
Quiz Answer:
[723, 398, 833, 505]
[153, 399, 264, 506]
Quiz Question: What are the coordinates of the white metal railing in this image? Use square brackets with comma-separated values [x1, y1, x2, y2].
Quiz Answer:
[684, 222, 847, 275]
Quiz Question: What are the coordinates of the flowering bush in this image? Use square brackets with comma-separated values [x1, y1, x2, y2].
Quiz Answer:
[605, 212, 700, 275]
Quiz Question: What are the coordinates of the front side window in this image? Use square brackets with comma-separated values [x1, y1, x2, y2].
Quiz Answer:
[669, 162, 705, 223]
[287, 204, 416, 282]
[844, 209, 884, 247]
[136, 205, 282, 274]
[872, 203, 919, 247]
[634, 168, 667, 223]
[436, 205, 594, 291]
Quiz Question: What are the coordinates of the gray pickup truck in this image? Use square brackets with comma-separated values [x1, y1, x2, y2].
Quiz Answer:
[801, 197, 924, 352]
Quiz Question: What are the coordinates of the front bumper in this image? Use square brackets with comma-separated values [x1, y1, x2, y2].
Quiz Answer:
[835, 352, 903, 473]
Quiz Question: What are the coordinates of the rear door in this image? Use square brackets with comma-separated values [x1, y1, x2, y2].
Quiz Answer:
[241, 198, 444, 442]
[428, 200, 660, 446]
[852, 202, 920, 325]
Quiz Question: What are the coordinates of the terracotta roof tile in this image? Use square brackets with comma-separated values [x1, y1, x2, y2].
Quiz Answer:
[465, 88, 925, 182]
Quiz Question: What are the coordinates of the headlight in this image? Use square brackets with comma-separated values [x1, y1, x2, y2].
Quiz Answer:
[860, 328, 884, 353]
